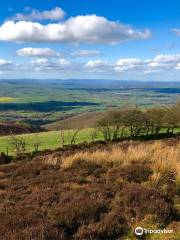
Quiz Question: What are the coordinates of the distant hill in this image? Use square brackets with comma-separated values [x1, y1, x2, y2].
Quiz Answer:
[0, 122, 42, 136]
[44, 111, 104, 130]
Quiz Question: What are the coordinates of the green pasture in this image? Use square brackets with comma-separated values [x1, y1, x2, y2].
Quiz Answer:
[0, 128, 102, 155]
[0, 97, 16, 103]
[0, 127, 179, 155]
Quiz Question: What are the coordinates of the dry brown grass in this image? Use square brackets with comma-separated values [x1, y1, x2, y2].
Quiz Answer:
[61, 140, 180, 174]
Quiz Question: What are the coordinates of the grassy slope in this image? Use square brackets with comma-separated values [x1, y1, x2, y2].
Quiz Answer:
[0, 128, 102, 154]
[0, 127, 180, 155]
[44, 111, 104, 130]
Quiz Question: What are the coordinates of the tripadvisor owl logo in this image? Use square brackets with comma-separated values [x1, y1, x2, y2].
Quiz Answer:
[134, 227, 144, 236]
[134, 226, 173, 236]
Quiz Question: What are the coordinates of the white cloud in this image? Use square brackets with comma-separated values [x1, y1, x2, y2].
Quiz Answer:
[85, 59, 108, 67]
[17, 47, 60, 57]
[84, 54, 180, 75]
[115, 58, 145, 72]
[85, 59, 112, 72]
[0, 59, 12, 66]
[58, 59, 71, 67]
[172, 28, 180, 36]
[0, 15, 150, 44]
[115, 54, 180, 74]
[12, 7, 65, 21]
[175, 63, 180, 70]
[71, 50, 101, 57]
[153, 54, 180, 63]
[0, 59, 13, 69]
[30, 58, 72, 71]
[2, 53, 180, 77]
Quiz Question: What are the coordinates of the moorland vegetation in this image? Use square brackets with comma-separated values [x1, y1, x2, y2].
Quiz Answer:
[0, 138, 179, 239]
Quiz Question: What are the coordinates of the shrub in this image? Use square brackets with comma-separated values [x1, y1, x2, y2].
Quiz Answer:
[107, 164, 153, 183]
[65, 159, 105, 178]
[50, 192, 108, 237]
[111, 183, 174, 226]
[176, 177, 180, 196]
[148, 169, 177, 199]
[75, 212, 129, 239]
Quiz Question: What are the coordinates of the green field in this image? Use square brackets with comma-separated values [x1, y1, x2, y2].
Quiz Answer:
[0, 97, 16, 103]
[0, 128, 102, 155]
[0, 79, 180, 127]
[1, 127, 179, 155]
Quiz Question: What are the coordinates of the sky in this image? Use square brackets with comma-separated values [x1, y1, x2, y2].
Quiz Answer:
[0, 0, 180, 80]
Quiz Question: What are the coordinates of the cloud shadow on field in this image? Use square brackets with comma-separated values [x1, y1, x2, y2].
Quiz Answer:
[0, 101, 100, 112]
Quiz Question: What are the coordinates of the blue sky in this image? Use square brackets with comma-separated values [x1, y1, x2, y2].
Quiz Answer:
[0, 0, 180, 80]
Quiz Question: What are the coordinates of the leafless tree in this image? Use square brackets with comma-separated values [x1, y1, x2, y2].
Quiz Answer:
[10, 135, 27, 155]
[59, 129, 65, 147]
[32, 135, 42, 153]
[90, 128, 98, 143]
[70, 128, 81, 145]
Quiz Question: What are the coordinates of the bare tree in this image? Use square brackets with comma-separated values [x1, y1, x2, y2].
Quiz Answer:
[90, 128, 98, 143]
[70, 128, 81, 145]
[32, 135, 42, 153]
[97, 112, 113, 141]
[59, 129, 65, 147]
[10, 135, 27, 155]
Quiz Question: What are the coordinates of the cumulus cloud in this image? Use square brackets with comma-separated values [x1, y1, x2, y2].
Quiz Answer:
[84, 54, 180, 75]
[0, 59, 13, 69]
[0, 15, 150, 44]
[30, 58, 71, 71]
[153, 54, 180, 63]
[85, 59, 108, 67]
[71, 50, 101, 57]
[12, 7, 65, 21]
[85, 59, 112, 72]
[115, 54, 180, 74]
[2, 53, 180, 77]
[115, 58, 146, 72]
[17, 47, 60, 57]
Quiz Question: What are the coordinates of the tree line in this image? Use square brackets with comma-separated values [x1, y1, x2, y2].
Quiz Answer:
[96, 101, 180, 141]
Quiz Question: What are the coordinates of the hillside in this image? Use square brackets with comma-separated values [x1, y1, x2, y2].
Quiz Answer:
[0, 138, 179, 239]
[0, 122, 42, 136]
[44, 111, 104, 130]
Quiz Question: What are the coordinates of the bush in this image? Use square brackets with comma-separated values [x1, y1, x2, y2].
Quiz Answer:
[148, 169, 177, 199]
[107, 164, 153, 183]
[75, 212, 129, 239]
[176, 178, 180, 196]
[65, 159, 106, 178]
[50, 191, 108, 237]
[0, 152, 12, 164]
[111, 183, 174, 225]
